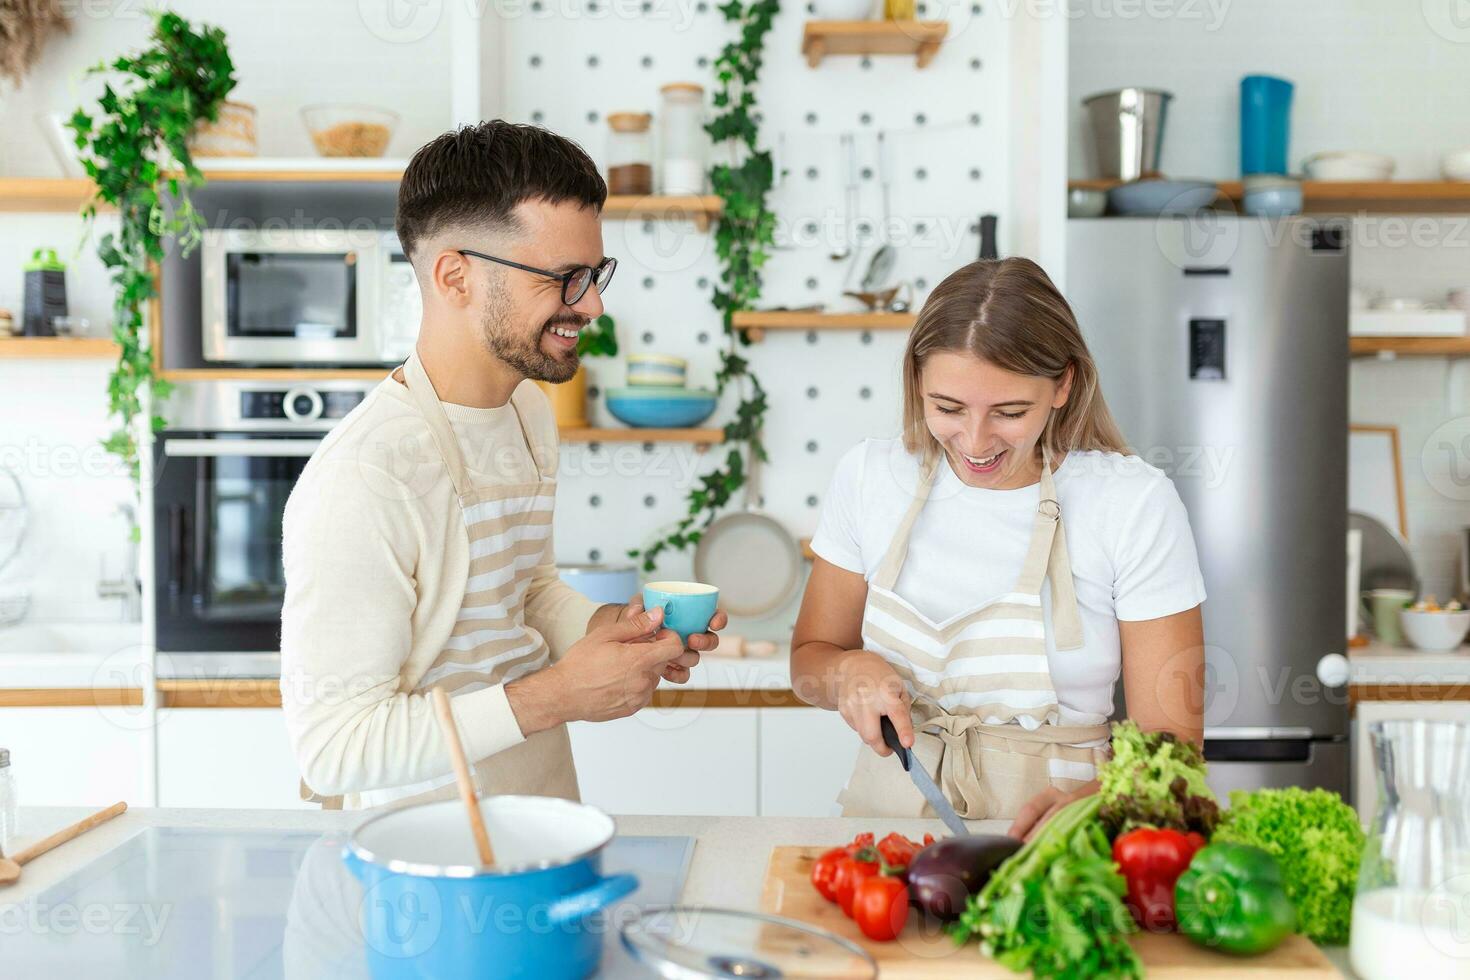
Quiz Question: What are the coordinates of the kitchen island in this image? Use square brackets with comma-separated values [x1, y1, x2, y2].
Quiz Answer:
[4, 806, 1355, 977]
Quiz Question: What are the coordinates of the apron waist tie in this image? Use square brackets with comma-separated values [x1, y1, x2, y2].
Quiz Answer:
[911, 701, 1112, 820]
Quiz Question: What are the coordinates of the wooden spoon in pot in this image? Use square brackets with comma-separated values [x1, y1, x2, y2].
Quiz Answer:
[430, 687, 496, 869]
[0, 801, 128, 886]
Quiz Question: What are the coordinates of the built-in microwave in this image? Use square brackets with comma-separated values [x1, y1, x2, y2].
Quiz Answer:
[201, 228, 420, 366]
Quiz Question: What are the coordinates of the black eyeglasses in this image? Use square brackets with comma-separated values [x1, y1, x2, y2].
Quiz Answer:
[457, 250, 617, 306]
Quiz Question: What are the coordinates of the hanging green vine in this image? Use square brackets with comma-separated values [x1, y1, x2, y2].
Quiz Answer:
[68, 11, 235, 485]
[633, 0, 779, 572]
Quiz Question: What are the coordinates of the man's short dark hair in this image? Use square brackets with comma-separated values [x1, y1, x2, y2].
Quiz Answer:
[395, 120, 607, 261]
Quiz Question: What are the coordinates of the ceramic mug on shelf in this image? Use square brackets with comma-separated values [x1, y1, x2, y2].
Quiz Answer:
[1361, 588, 1415, 646]
[642, 581, 719, 643]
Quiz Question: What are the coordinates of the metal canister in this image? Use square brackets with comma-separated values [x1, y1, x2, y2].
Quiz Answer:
[1082, 88, 1173, 181]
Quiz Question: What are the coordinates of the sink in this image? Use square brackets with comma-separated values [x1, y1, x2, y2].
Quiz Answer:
[0, 623, 149, 689]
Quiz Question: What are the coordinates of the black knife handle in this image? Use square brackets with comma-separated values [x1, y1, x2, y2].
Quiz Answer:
[880, 715, 911, 771]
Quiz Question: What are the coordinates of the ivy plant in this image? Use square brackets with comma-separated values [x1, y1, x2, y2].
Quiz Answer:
[577, 313, 620, 359]
[68, 11, 236, 485]
[632, 0, 779, 572]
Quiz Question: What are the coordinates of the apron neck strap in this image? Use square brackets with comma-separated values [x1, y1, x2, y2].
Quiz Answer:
[402, 351, 471, 497]
[872, 445, 1086, 651]
[1013, 447, 1084, 650]
[871, 457, 942, 592]
[400, 351, 548, 496]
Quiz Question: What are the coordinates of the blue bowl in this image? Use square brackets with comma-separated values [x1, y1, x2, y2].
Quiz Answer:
[343, 796, 637, 980]
[605, 386, 717, 428]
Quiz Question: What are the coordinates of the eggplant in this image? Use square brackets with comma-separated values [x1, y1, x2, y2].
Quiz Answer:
[906, 834, 1024, 921]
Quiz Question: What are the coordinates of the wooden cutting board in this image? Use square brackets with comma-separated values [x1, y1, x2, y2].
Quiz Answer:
[760, 846, 1339, 979]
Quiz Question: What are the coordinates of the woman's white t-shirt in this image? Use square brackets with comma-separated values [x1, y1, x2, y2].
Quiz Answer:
[810, 439, 1207, 727]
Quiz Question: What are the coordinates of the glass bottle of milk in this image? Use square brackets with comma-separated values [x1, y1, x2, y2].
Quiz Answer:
[1351, 720, 1470, 979]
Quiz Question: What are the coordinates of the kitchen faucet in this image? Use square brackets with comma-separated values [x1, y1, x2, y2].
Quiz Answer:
[97, 502, 142, 622]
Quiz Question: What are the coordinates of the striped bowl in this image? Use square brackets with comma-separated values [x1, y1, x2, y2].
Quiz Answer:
[626, 354, 687, 387]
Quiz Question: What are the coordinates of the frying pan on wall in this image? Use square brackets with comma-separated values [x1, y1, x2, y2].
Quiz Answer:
[693, 452, 804, 618]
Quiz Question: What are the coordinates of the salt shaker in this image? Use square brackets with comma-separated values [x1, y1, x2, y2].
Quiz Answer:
[0, 748, 15, 854]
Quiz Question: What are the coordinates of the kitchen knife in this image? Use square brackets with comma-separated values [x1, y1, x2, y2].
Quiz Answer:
[880, 715, 969, 837]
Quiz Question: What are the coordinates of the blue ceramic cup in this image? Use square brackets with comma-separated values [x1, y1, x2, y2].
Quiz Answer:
[642, 581, 720, 643]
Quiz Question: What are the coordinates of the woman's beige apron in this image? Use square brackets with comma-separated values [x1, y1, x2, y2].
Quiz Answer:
[837, 448, 1111, 821]
[320, 352, 580, 809]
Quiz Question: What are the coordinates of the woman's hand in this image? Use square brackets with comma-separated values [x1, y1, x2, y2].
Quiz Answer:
[835, 650, 914, 757]
[1007, 780, 1099, 841]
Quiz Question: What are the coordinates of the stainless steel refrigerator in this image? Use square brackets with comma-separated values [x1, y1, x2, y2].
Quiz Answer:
[1066, 216, 1350, 799]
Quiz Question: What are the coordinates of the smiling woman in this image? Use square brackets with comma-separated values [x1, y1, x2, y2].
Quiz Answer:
[790, 257, 1208, 839]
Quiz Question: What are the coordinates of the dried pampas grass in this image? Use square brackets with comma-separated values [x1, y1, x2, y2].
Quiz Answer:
[0, 0, 71, 86]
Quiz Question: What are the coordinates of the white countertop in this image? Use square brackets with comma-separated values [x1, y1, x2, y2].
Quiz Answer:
[4, 805, 971, 912]
[1348, 639, 1470, 684]
[0, 626, 792, 689]
[4, 806, 1353, 976]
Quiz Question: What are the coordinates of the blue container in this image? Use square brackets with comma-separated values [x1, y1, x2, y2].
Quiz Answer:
[343, 796, 638, 979]
[643, 580, 720, 643]
[1240, 75, 1293, 175]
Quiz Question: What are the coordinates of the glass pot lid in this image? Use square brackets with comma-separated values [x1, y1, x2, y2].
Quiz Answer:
[620, 906, 877, 979]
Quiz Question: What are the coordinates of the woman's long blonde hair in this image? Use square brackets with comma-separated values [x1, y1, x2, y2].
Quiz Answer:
[901, 257, 1128, 463]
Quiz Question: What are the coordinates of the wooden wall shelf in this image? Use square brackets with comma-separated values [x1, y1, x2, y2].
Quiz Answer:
[732, 310, 916, 341]
[603, 195, 723, 230]
[802, 21, 949, 68]
[559, 427, 725, 451]
[1069, 179, 1470, 214]
[1350, 336, 1470, 357]
[159, 367, 389, 382]
[0, 178, 100, 213]
[0, 337, 119, 358]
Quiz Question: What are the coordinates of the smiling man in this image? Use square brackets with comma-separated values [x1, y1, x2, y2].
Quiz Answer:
[281, 121, 725, 809]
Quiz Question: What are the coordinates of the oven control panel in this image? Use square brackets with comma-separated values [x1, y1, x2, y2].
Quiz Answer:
[240, 387, 366, 423]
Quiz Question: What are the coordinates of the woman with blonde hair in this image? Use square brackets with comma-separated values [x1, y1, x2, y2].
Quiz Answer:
[792, 257, 1206, 839]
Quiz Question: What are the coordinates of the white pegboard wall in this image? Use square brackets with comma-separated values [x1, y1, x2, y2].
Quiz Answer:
[494, 2, 1013, 605]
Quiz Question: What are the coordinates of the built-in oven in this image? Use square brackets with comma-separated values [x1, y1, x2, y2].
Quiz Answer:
[152, 380, 378, 653]
[201, 228, 420, 366]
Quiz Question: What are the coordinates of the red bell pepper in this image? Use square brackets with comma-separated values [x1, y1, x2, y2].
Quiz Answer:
[1112, 827, 1206, 931]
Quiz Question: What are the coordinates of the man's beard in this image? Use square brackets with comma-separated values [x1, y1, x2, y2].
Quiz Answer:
[478, 283, 585, 383]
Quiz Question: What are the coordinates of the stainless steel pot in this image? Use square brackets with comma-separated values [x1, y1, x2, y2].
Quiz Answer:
[1083, 88, 1173, 181]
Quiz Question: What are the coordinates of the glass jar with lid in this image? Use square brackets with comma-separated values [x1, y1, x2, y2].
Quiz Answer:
[658, 83, 707, 195]
[0, 748, 15, 854]
[606, 112, 653, 196]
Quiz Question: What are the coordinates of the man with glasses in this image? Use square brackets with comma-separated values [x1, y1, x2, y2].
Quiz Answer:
[280, 120, 725, 809]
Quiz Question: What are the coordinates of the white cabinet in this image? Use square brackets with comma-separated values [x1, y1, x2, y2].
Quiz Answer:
[759, 708, 862, 817]
[1353, 700, 1470, 818]
[156, 708, 311, 809]
[569, 708, 759, 816]
[0, 707, 150, 807]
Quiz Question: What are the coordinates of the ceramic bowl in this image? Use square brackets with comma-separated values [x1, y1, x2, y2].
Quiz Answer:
[1067, 187, 1108, 218]
[1242, 175, 1303, 217]
[1400, 609, 1470, 652]
[1442, 148, 1470, 182]
[1107, 179, 1219, 216]
[626, 353, 687, 387]
[606, 386, 717, 428]
[1303, 151, 1395, 182]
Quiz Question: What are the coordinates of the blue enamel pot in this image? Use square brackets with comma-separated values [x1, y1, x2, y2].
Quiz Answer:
[342, 796, 637, 979]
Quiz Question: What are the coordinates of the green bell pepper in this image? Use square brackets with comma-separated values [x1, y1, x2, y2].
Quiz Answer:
[1174, 843, 1296, 955]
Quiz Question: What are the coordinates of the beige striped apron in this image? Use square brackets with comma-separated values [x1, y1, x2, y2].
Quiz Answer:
[837, 448, 1111, 821]
[347, 352, 579, 809]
